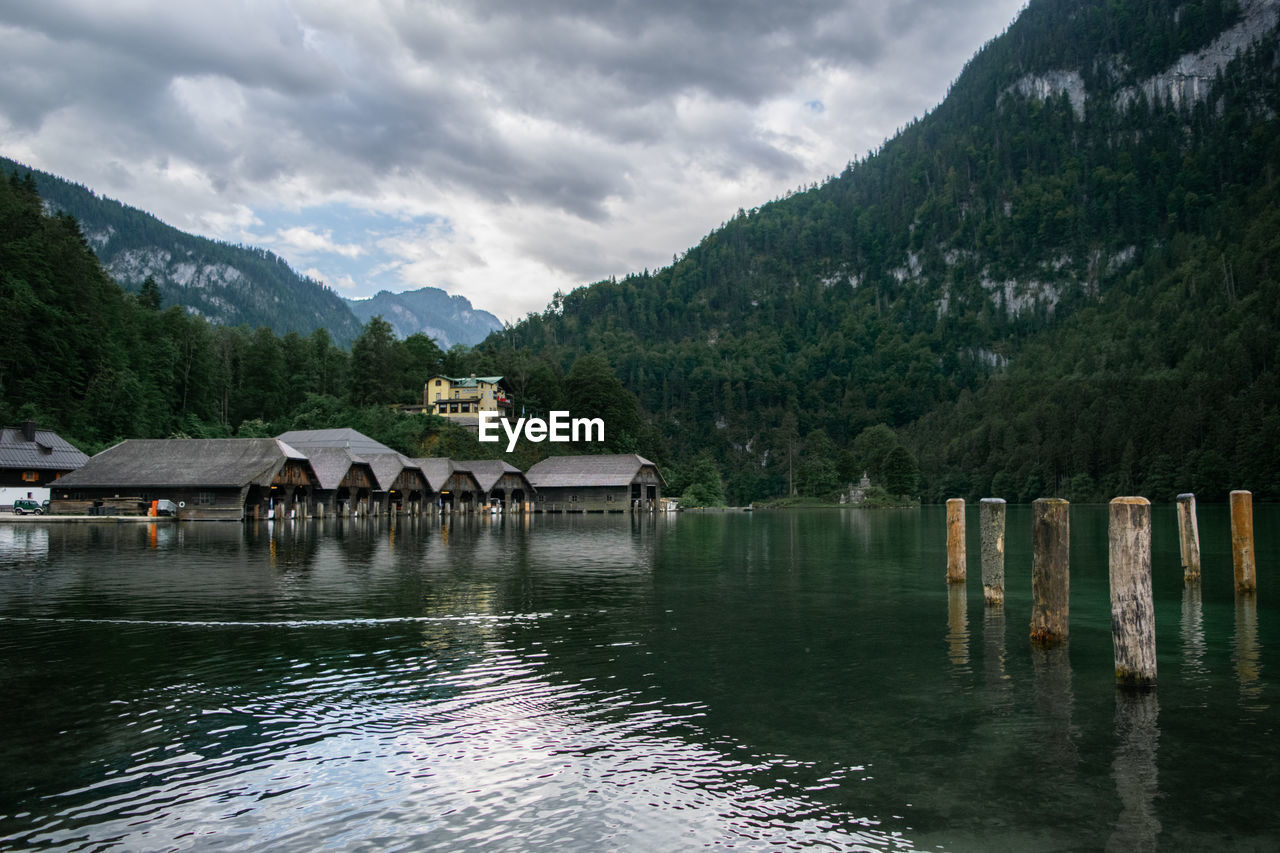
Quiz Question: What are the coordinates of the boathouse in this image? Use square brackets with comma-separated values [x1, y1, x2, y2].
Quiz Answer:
[453, 460, 534, 511]
[0, 421, 89, 508]
[277, 429, 428, 515]
[363, 453, 428, 515]
[304, 447, 378, 517]
[524, 454, 664, 512]
[50, 438, 316, 520]
[413, 458, 482, 513]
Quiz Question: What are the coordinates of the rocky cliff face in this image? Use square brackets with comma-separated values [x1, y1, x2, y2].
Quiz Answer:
[1006, 0, 1279, 115]
[345, 287, 503, 349]
[1117, 0, 1280, 109]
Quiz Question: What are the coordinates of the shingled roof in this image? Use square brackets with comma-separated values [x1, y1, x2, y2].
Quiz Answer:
[362, 452, 425, 491]
[452, 459, 531, 493]
[411, 457, 456, 493]
[525, 454, 665, 488]
[0, 424, 89, 472]
[276, 428, 396, 457]
[306, 447, 378, 491]
[56, 438, 312, 489]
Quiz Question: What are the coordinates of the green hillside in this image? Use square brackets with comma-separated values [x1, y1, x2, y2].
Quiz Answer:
[0, 155, 365, 345]
[458, 0, 1280, 503]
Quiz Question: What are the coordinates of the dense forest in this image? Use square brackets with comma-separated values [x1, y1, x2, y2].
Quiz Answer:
[0, 168, 650, 472]
[0, 155, 365, 344]
[5, 0, 1279, 507]
[447, 0, 1280, 504]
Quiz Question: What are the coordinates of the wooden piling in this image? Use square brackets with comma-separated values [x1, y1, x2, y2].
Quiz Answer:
[1175, 493, 1201, 584]
[946, 498, 966, 583]
[1030, 498, 1070, 646]
[1230, 490, 1257, 594]
[1110, 497, 1156, 688]
[980, 498, 1006, 605]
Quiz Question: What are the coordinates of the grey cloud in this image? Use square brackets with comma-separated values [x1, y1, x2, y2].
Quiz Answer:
[0, 0, 338, 96]
[0, 0, 1027, 314]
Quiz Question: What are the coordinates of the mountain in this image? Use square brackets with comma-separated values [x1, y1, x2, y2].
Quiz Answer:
[0, 156, 365, 345]
[345, 287, 502, 349]
[467, 0, 1280, 504]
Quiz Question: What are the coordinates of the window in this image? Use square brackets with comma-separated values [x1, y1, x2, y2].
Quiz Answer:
[571, 495, 578, 502]
[434, 379, 443, 386]
[606, 494, 614, 502]
[21, 471, 38, 482]
[198, 491, 216, 505]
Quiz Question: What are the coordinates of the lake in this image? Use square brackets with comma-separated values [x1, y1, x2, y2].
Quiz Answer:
[0, 506, 1276, 851]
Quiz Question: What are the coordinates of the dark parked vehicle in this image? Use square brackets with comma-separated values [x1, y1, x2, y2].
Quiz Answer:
[12, 498, 45, 515]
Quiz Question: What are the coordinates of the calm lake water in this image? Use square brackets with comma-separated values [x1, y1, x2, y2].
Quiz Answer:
[0, 506, 1276, 851]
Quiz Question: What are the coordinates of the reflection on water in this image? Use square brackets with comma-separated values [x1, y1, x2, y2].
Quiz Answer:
[1181, 584, 1208, 688]
[0, 525, 48, 561]
[1032, 644, 1078, 773]
[947, 582, 970, 668]
[0, 506, 1277, 850]
[1109, 690, 1161, 852]
[1234, 594, 1266, 712]
[983, 605, 1011, 695]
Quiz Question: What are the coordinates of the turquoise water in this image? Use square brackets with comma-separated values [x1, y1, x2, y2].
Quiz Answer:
[0, 506, 1275, 850]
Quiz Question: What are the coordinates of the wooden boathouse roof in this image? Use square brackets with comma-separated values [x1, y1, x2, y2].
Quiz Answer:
[525, 454, 665, 488]
[362, 452, 426, 492]
[276, 428, 396, 456]
[409, 458, 483, 495]
[452, 460, 533, 494]
[55, 438, 314, 489]
[305, 447, 378, 491]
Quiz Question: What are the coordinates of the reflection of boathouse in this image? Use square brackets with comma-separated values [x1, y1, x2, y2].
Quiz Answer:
[525, 454, 663, 512]
[51, 438, 316, 520]
[453, 460, 534, 511]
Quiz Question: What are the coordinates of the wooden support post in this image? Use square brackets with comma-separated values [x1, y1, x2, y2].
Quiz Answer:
[1230, 490, 1257, 594]
[1176, 493, 1201, 584]
[946, 498, 966, 583]
[1030, 498, 1070, 646]
[980, 498, 1006, 605]
[1110, 497, 1156, 688]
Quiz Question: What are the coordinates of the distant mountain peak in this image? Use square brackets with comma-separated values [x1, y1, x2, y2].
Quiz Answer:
[344, 286, 502, 349]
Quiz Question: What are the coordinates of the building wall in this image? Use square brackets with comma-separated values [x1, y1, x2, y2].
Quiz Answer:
[424, 377, 511, 422]
[533, 485, 630, 512]
[1, 486, 50, 506]
[51, 486, 248, 520]
[0, 469, 68, 488]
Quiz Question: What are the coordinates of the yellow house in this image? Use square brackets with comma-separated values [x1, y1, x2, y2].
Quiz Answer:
[424, 375, 513, 424]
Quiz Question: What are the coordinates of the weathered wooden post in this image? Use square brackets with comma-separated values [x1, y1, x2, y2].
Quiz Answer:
[1230, 490, 1257, 594]
[980, 498, 1006, 605]
[1030, 498, 1070, 645]
[946, 498, 966, 583]
[1110, 497, 1156, 687]
[1175, 493, 1201, 583]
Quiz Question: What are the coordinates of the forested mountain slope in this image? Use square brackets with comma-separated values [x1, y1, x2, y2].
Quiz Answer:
[0, 156, 365, 344]
[470, 0, 1280, 503]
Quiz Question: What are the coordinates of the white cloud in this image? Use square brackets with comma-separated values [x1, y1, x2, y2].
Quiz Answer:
[273, 226, 365, 259]
[0, 0, 1028, 323]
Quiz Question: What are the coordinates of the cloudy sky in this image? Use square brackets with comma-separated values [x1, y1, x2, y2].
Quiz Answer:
[0, 0, 1026, 322]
